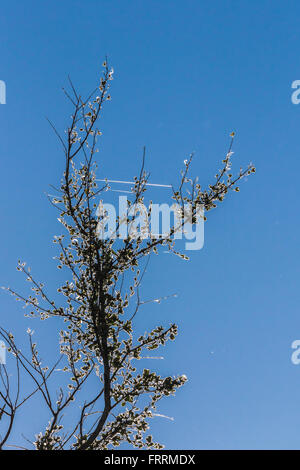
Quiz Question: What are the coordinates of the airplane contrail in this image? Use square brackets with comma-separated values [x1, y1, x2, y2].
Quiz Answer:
[96, 179, 172, 188]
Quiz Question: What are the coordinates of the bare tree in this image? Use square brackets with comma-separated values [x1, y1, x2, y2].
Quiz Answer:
[0, 61, 255, 450]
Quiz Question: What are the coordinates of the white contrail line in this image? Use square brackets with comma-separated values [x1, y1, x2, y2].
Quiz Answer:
[152, 413, 174, 421]
[110, 189, 132, 194]
[96, 179, 172, 188]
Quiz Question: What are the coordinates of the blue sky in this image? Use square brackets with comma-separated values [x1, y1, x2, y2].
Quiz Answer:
[1, 0, 300, 450]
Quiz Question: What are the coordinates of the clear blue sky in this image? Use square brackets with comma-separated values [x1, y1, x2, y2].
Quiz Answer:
[1, 0, 300, 450]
